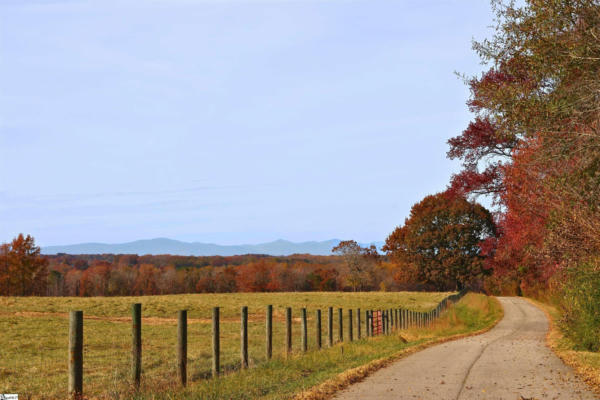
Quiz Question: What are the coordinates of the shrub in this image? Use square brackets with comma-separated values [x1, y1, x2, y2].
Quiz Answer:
[560, 261, 600, 351]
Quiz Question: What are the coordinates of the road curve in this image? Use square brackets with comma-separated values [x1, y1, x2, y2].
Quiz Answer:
[333, 297, 598, 400]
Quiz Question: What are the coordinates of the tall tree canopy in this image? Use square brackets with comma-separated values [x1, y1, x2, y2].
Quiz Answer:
[383, 193, 496, 290]
[447, 0, 600, 294]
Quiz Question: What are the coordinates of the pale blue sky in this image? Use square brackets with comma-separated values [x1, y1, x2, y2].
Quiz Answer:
[0, 0, 493, 246]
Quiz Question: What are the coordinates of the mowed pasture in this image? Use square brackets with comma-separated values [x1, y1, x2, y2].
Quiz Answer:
[1, 291, 451, 399]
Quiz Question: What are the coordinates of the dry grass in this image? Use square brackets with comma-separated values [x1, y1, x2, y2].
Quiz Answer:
[527, 298, 600, 396]
[1, 291, 450, 399]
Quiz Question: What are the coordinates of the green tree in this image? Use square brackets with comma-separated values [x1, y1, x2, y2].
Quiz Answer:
[383, 193, 496, 290]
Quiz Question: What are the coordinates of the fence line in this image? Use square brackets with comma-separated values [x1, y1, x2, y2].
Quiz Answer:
[66, 289, 468, 398]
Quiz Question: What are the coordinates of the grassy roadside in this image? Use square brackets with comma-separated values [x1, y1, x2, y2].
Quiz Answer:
[139, 293, 502, 400]
[0, 291, 451, 399]
[528, 299, 600, 396]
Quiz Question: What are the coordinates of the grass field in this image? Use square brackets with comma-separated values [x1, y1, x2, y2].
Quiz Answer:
[0, 291, 500, 399]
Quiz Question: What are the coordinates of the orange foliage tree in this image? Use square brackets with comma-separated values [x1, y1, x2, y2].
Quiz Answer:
[0, 234, 48, 296]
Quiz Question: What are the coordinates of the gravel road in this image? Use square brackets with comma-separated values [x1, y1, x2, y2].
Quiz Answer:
[333, 297, 598, 400]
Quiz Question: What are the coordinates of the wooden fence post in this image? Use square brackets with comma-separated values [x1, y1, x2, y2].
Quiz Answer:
[286, 307, 292, 356]
[398, 308, 402, 329]
[400, 309, 404, 329]
[241, 306, 248, 368]
[316, 309, 322, 349]
[348, 309, 353, 342]
[357, 308, 361, 339]
[387, 310, 390, 334]
[266, 305, 273, 360]
[386, 309, 390, 332]
[69, 310, 83, 399]
[301, 308, 308, 352]
[400, 308, 404, 330]
[371, 310, 375, 336]
[328, 307, 333, 347]
[212, 307, 220, 377]
[338, 308, 343, 342]
[178, 310, 187, 386]
[366, 310, 371, 337]
[132, 303, 142, 389]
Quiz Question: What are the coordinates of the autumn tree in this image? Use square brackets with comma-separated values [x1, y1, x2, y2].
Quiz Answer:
[0, 243, 10, 295]
[0, 234, 49, 296]
[306, 268, 338, 291]
[332, 240, 379, 291]
[383, 193, 496, 290]
[448, 0, 600, 298]
[235, 259, 273, 292]
[132, 264, 159, 295]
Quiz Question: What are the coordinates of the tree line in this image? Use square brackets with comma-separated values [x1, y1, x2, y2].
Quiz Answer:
[2, 235, 453, 296]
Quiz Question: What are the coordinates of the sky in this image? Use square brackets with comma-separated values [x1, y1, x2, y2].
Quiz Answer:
[0, 0, 495, 247]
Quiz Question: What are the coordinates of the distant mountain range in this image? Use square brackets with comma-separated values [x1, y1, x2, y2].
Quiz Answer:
[41, 238, 384, 256]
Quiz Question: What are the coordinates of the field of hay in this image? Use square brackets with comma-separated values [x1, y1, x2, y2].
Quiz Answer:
[0, 291, 500, 400]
